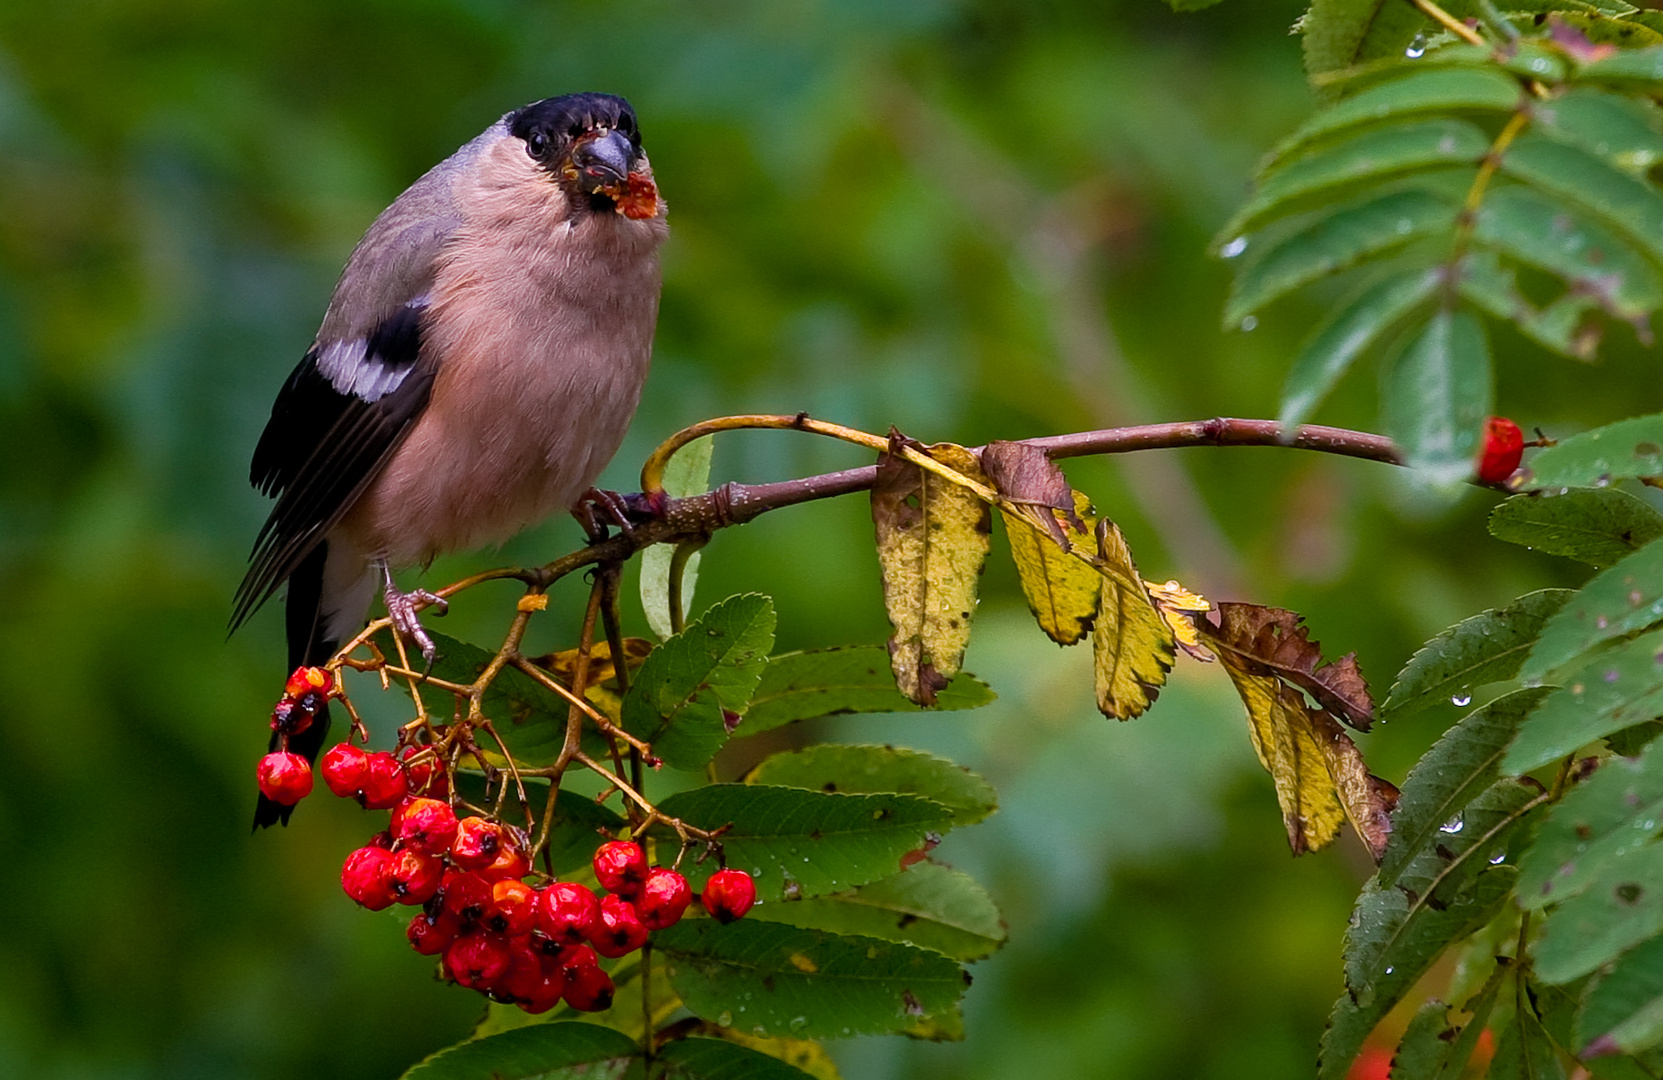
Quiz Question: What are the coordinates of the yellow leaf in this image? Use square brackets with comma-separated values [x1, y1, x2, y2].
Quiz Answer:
[871, 438, 992, 706]
[1147, 578, 1212, 660]
[1090, 520, 1175, 720]
[1000, 490, 1099, 645]
[705, 1028, 843, 1079]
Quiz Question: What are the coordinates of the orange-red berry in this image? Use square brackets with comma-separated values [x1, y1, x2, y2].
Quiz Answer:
[590, 894, 649, 958]
[449, 816, 505, 872]
[561, 963, 615, 1012]
[256, 751, 313, 806]
[486, 879, 537, 937]
[534, 881, 601, 945]
[407, 909, 462, 955]
[444, 931, 511, 990]
[593, 840, 648, 898]
[284, 666, 335, 699]
[359, 751, 409, 810]
[392, 797, 458, 856]
[635, 867, 692, 931]
[701, 869, 757, 924]
[1477, 416, 1525, 485]
[387, 849, 445, 905]
[439, 870, 493, 924]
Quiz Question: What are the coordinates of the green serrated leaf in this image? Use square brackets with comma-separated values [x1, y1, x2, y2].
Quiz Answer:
[1225, 188, 1458, 324]
[657, 1037, 820, 1080]
[1475, 185, 1663, 322]
[1536, 88, 1663, 177]
[1517, 738, 1663, 911]
[653, 785, 954, 901]
[744, 744, 997, 824]
[654, 920, 968, 1040]
[1522, 538, 1663, 681]
[1506, 629, 1663, 774]
[1580, 935, 1663, 1059]
[1380, 688, 1553, 888]
[1382, 308, 1493, 487]
[1489, 490, 1663, 569]
[398, 1022, 638, 1080]
[622, 594, 776, 771]
[1279, 267, 1442, 429]
[641, 437, 715, 640]
[1533, 843, 1663, 984]
[744, 862, 1006, 962]
[1226, 120, 1490, 239]
[1525, 415, 1663, 488]
[739, 647, 995, 738]
[1384, 593, 1575, 718]
[540, 787, 628, 875]
[1391, 998, 1460, 1079]
[1488, 982, 1567, 1080]
[1502, 134, 1663, 277]
[1301, 0, 1432, 85]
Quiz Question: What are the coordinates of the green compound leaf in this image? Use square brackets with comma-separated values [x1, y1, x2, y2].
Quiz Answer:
[398, 1022, 638, 1080]
[1502, 134, 1663, 276]
[422, 631, 567, 756]
[1224, 187, 1457, 325]
[1225, 119, 1490, 239]
[1457, 249, 1609, 361]
[654, 785, 954, 902]
[1487, 984, 1566, 1080]
[1517, 738, 1663, 912]
[654, 920, 968, 1040]
[1299, 0, 1432, 85]
[739, 646, 994, 738]
[744, 862, 1006, 963]
[1379, 688, 1552, 889]
[1525, 414, 1663, 489]
[622, 594, 776, 771]
[1279, 267, 1441, 429]
[1533, 843, 1663, 985]
[1506, 629, 1663, 775]
[1384, 593, 1574, 718]
[1382, 308, 1493, 487]
[656, 1037, 821, 1080]
[1580, 935, 1663, 1060]
[744, 744, 997, 825]
[1522, 537, 1663, 682]
[1489, 490, 1663, 570]
[1535, 88, 1663, 178]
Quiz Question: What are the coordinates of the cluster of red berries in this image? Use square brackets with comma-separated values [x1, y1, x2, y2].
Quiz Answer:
[254, 666, 336, 806]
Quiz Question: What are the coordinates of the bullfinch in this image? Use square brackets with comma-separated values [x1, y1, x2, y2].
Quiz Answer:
[233, 93, 667, 828]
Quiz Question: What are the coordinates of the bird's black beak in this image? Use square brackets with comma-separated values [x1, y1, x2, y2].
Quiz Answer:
[572, 130, 633, 194]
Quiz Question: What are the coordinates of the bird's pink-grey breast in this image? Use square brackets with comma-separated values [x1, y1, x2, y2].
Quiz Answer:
[236, 93, 666, 828]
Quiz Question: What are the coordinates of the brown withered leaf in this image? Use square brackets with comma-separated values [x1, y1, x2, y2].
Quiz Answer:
[1090, 520, 1175, 720]
[1206, 603, 1374, 731]
[871, 435, 992, 706]
[1309, 710, 1396, 861]
[1001, 489, 1099, 645]
[980, 440, 1083, 547]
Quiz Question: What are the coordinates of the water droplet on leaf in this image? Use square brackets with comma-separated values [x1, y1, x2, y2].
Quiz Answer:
[1221, 236, 1248, 258]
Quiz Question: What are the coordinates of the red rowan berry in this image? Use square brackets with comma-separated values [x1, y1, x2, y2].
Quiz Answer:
[480, 827, 531, 882]
[440, 870, 493, 924]
[449, 816, 504, 871]
[593, 840, 648, 898]
[269, 699, 314, 737]
[284, 665, 334, 699]
[256, 751, 313, 805]
[407, 909, 461, 955]
[701, 869, 757, 924]
[486, 879, 537, 936]
[1477, 416, 1524, 485]
[590, 893, 649, 958]
[392, 797, 458, 856]
[557, 942, 600, 975]
[341, 845, 398, 910]
[320, 742, 368, 798]
[401, 746, 446, 797]
[387, 849, 445, 905]
[359, 751, 408, 810]
[444, 931, 511, 990]
[562, 963, 614, 1012]
[495, 937, 564, 1009]
[533, 881, 601, 945]
[635, 867, 692, 931]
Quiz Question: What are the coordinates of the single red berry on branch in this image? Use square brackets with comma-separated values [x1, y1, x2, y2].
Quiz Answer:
[561, 963, 615, 1012]
[481, 827, 531, 881]
[359, 751, 409, 810]
[387, 849, 445, 905]
[449, 816, 505, 871]
[1477, 416, 1525, 485]
[444, 930, 511, 990]
[256, 751, 314, 806]
[284, 665, 335, 699]
[341, 845, 398, 910]
[320, 742, 368, 797]
[593, 840, 648, 898]
[439, 870, 493, 924]
[701, 869, 758, 924]
[534, 881, 601, 944]
[635, 867, 692, 930]
[590, 893, 650, 957]
[393, 797, 459, 856]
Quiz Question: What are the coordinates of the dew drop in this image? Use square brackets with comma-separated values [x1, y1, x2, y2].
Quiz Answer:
[1440, 813, 1465, 834]
[1489, 852, 1507, 865]
[789, 1016, 809, 1032]
[1451, 694, 1472, 707]
[1405, 33, 1427, 58]
[718, 1011, 734, 1027]
[1239, 315, 1258, 332]
[1384, 965, 1396, 975]
[1221, 236, 1249, 258]
[1597, 615, 1610, 630]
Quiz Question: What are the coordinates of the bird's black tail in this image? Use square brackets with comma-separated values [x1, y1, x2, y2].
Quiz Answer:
[254, 541, 336, 830]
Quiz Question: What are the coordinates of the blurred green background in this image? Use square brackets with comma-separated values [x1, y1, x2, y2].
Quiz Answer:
[1, 2, 1655, 1077]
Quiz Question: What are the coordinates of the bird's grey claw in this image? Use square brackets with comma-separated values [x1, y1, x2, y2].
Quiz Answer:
[574, 487, 639, 542]
[384, 584, 446, 668]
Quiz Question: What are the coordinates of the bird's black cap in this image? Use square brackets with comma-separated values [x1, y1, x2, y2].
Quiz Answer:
[509, 93, 642, 154]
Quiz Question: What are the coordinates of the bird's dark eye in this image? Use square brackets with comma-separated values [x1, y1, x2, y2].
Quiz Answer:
[526, 131, 549, 158]
[617, 114, 636, 136]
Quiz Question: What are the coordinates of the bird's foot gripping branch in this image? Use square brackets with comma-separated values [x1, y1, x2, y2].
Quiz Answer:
[245, 411, 1560, 1079]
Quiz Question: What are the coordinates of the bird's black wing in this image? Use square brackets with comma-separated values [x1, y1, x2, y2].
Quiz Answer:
[231, 299, 436, 631]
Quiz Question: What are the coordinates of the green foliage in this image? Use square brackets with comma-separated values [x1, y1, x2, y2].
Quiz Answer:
[398, 1022, 638, 1080]
[1488, 490, 1663, 568]
[739, 647, 995, 737]
[743, 745, 997, 825]
[1526, 415, 1663, 488]
[1383, 593, 1573, 717]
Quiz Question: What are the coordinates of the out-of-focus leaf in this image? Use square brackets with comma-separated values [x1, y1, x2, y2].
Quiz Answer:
[1506, 629, 1663, 774]
[1489, 490, 1663, 569]
[738, 647, 994, 737]
[1299, 0, 1433, 85]
[684, 1028, 841, 1080]
[901, 1003, 965, 1042]
[641, 435, 714, 640]
[1206, 603, 1375, 729]
[1384, 594, 1574, 718]
[1225, 188, 1457, 325]
[1532, 843, 1663, 984]
[1581, 935, 1663, 1059]
[998, 486, 1099, 646]
[398, 1022, 637, 1080]
[744, 862, 1006, 962]
[871, 439, 992, 706]
[654, 921, 967, 1040]
[1487, 985, 1566, 1080]
[1323, 947, 1505, 1080]
[1390, 998, 1459, 1079]
[1458, 249, 1607, 361]
[1382, 309, 1493, 488]
[656, 1037, 820, 1080]
[1163, 0, 1227, 9]
[1502, 135, 1663, 275]
[621, 594, 776, 771]
[1225, 120, 1490, 238]
[1517, 738, 1663, 911]
[1535, 88, 1663, 177]
[1090, 520, 1174, 720]
[1524, 414, 1663, 488]
[653, 785, 954, 901]
[1379, 688, 1551, 889]
[743, 744, 997, 824]
[1522, 538, 1663, 681]
[1279, 267, 1441, 429]
[1475, 185, 1663, 324]
[1575, 43, 1663, 85]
